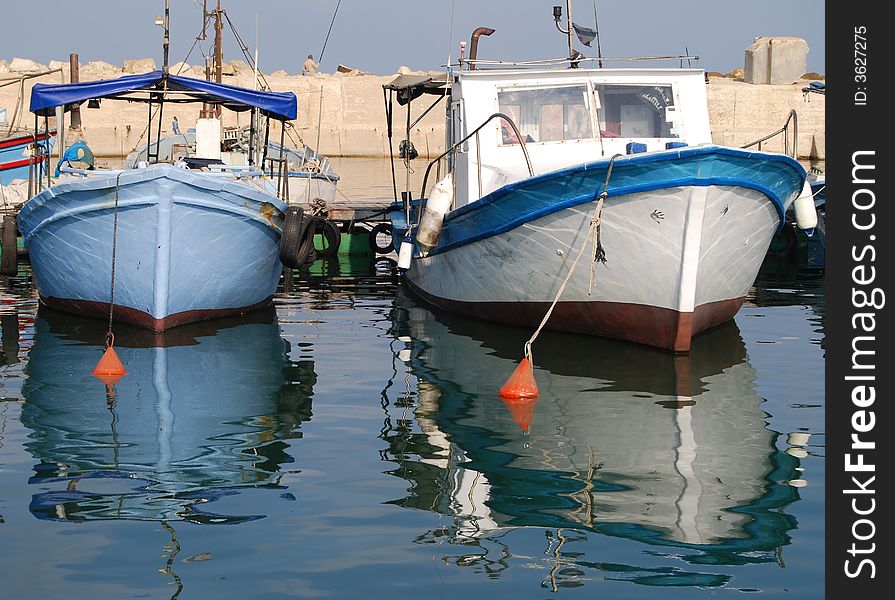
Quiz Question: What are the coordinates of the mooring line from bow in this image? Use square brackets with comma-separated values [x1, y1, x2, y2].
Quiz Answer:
[500, 153, 622, 400]
[92, 171, 127, 386]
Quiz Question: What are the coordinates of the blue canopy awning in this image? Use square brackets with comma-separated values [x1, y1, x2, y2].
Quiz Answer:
[29, 70, 297, 121]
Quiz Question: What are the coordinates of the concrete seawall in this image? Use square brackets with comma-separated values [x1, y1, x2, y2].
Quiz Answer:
[1, 63, 825, 161]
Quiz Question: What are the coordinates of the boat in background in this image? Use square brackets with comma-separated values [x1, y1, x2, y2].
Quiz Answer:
[768, 169, 825, 269]
[386, 18, 815, 352]
[1, 70, 65, 187]
[0, 129, 55, 186]
[122, 1, 341, 209]
[124, 124, 340, 206]
[18, 68, 297, 330]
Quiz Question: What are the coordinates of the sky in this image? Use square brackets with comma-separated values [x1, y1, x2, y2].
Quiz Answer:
[3, 1, 824, 76]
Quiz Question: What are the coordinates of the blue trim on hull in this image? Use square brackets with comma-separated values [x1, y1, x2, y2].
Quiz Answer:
[414, 145, 805, 257]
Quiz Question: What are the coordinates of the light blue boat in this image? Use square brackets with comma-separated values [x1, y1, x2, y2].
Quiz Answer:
[17, 71, 298, 330]
[18, 164, 287, 329]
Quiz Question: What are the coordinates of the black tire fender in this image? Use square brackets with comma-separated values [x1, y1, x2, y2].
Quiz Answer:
[280, 209, 317, 268]
[279, 206, 305, 267]
[368, 222, 394, 254]
[313, 217, 341, 258]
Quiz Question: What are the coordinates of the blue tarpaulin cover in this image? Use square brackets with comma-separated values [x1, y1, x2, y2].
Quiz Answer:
[30, 70, 297, 120]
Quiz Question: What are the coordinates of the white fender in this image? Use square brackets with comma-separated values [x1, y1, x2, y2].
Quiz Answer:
[793, 180, 818, 233]
[416, 174, 454, 256]
[397, 234, 413, 270]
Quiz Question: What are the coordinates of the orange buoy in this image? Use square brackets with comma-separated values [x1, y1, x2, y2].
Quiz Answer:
[498, 357, 539, 399]
[501, 396, 538, 432]
[92, 346, 126, 385]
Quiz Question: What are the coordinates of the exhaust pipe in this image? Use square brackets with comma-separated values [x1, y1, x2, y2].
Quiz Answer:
[468, 27, 495, 70]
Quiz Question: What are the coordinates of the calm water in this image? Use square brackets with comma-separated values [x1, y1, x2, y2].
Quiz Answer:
[0, 159, 824, 598]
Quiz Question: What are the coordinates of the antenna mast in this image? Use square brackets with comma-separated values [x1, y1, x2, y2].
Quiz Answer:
[213, 0, 223, 83]
[565, 0, 574, 65]
[162, 0, 171, 75]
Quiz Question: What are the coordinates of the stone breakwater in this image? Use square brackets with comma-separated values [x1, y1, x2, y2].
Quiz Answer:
[1, 58, 825, 160]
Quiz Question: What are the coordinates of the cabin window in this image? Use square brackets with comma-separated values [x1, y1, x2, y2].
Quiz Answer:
[592, 84, 678, 138]
[497, 85, 594, 144]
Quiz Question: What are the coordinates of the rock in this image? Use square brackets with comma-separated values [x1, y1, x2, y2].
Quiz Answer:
[336, 64, 367, 76]
[170, 62, 191, 75]
[0, 60, 9, 74]
[269, 69, 287, 78]
[228, 60, 251, 75]
[48, 60, 69, 71]
[123, 58, 157, 74]
[10, 57, 46, 73]
[397, 65, 414, 75]
[725, 68, 745, 80]
[81, 60, 121, 79]
[220, 62, 236, 76]
[801, 72, 825, 81]
[744, 37, 808, 85]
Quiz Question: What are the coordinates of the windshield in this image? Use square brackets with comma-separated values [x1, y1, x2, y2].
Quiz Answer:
[497, 83, 678, 144]
[497, 84, 593, 144]
[593, 84, 678, 139]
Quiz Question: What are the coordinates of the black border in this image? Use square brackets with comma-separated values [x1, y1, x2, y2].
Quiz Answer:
[826, 2, 891, 595]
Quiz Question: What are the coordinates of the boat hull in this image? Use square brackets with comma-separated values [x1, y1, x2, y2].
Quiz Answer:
[396, 146, 806, 352]
[17, 164, 287, 330]
[0, 130, 55, 184]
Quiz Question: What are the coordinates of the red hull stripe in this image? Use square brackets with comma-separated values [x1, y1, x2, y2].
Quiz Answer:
[0, 131, 55, 150]
[0, 157, 44, 171]
[405, 279, 745, 353]
[41, 295, 275, 332]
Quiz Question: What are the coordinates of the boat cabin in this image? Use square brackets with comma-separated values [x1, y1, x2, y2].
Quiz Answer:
[446, 68, 712, 208]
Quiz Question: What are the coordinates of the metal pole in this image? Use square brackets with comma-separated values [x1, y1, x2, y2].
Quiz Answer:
[162, 0, 170, 75]
[69, 53, 82, 129]
[55, 105, 65, 173]
[593, 1, 604, 68]
[214, 0, 223, 83]
[566, 0, 574, 63]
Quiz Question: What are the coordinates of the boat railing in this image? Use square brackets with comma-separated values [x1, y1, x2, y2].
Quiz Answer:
[419, 112, 533, 203]
[461, 54, 700, 69]
[263, 155, 291, 201]
[58, 163, 265, 180]
[741, 109, 798, 159]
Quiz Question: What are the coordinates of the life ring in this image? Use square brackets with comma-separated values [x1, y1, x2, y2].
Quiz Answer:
[368, 222, 394, 254]
[313, 217, 341, 258]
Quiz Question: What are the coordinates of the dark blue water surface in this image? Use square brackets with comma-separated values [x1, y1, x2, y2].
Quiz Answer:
[0, 253, 824, 599]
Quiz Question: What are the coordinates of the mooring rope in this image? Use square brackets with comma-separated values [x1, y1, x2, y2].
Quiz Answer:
[522, 154, 621, 363]
[105, 171, 124, 349]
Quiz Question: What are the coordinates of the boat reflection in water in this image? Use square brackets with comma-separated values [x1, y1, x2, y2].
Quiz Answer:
[21, 306, 315, 524]
[384, 297, 803, 588]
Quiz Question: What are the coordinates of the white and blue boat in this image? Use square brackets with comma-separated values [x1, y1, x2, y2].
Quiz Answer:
[17, 70, 298, 330]
[386, 35, 816, 352]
